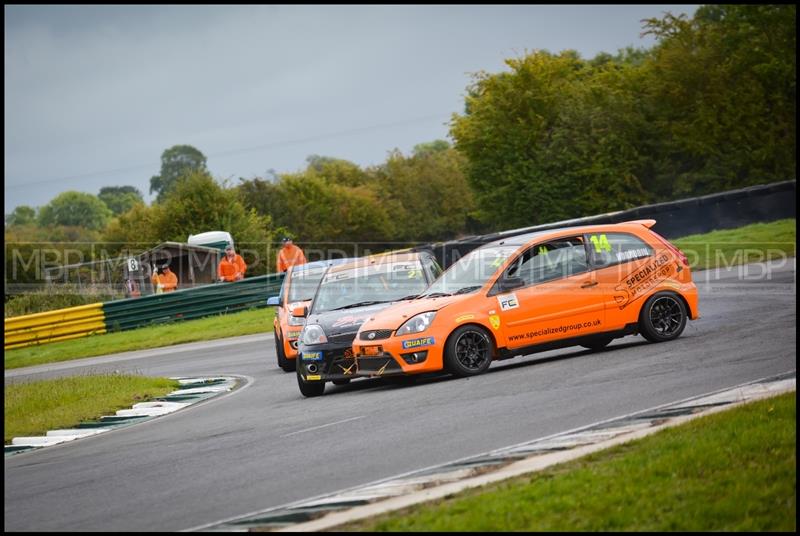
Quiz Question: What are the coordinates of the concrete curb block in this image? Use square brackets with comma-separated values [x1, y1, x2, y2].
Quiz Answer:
[5, 376, 239, 456]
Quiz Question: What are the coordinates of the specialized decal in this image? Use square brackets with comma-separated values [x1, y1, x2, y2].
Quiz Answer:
[589, 234, 612, 253]
[305, 375, 322, 381]
[287, 330, 302, 339]
[497, 293, 519, 311]
[332, 315, 369, 329]
[615, 248, 651, 262]
[508, 318, 602, 342]
[614, 253, 674, 309]
[401, 336, 435, 349]
[456, 314, 475, 323]
[301, 351, 323, 361]
[489, 314, 501, 330]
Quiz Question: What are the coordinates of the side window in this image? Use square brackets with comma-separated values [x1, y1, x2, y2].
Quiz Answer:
[507, 236, 588, 286]
[586, 232, 654, 269]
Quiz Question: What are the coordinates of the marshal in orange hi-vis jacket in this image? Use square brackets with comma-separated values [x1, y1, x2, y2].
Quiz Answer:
[351, 220, 699, 382]
[277, 238, 307, 273]
[218, 246, 247, 282]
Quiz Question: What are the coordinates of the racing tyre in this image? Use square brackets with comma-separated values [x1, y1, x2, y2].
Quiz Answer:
[275, 332, 295, 372]
[580, 336, 614, 351]
[639, 291, 687, 343]
[444, 325, 493, 377]
[296, 366, 325, 397]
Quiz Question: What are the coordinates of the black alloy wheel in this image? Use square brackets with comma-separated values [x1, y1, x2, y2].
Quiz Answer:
[639, 292, 687, 342]
[444, 325, 493, 377]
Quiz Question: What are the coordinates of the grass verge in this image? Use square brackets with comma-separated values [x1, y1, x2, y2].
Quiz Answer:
[4, 373, 179, 443]
[673, 218, 795, 270]
[340, 392, 796, 532]
[4, 307, 275, 370]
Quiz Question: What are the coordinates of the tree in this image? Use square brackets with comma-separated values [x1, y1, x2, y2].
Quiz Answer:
[37, 191, 112, 230]
[98, 186, 144, 215]
[5, 206, 37, 227]
[305, 155, 372, 187]
[641, 5, 796, 197]
[149, 145, 208, 202]
[376, 146, 476, 241]
[411, 139, 451, 158]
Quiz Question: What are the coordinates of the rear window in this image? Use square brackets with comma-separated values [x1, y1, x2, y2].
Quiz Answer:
[586, 232, 654, 268]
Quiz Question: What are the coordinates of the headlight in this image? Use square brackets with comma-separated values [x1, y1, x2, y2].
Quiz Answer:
[396, 311, 437, 336]
[302, 324, 328, 345]
[288, 314, 305, 326]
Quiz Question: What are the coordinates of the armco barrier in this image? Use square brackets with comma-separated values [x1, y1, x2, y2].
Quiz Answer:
[417, 180, 796, 269]
[4, 273, 285, 350]
[102, 273, 285, 332]
[4, 303, 106, 350]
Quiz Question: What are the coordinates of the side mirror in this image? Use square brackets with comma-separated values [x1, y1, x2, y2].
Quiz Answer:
[266, 296, 280, 306]
[292, 306, 309, 318]
[499, 276, 525, 292]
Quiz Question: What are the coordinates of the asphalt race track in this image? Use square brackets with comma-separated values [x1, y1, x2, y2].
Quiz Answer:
[4, 259, 796, 531]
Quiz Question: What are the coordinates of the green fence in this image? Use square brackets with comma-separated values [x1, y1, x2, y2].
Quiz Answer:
[102, 273, 284, 332]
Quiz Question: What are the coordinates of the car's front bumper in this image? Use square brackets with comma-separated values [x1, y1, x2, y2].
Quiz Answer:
[353, 335, 445, 376]
[296, 342, 358, 382]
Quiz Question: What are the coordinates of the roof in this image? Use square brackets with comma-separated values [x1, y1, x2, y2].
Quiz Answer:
[327, 252, 422, 274]
[482, 221, 657, 249]
[290, 257, 357, 273]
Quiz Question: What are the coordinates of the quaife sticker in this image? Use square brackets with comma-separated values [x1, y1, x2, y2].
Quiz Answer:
[497, 293, 519, 311]
[301, 351, 323, 361]
[401, 336, 435, 349]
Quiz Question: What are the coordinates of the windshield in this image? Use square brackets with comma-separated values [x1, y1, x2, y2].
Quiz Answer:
[312, 261, 428, 313]
[287, 267, 327, 302]
[423, 245, 518, 297]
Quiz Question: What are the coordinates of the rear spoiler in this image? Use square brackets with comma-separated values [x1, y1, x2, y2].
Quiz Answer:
[621, 219, 656, 228]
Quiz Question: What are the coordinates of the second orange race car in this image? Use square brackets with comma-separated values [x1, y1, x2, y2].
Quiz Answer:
[352, 220, 699, 380]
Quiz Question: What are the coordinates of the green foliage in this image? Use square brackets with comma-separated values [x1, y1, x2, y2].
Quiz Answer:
[450, 5, 795, 228]
[105, 171, 274, 275]
[37, 191, 112, 230]
[5, 205, 37, 227]
[376, 146, 476, 241]
[4, 284, 122, 318]
[640, 5, 796, 198]
[149, 144, 208, 202]
[98, 186, 145, 215]
[5, 224, 106, 292]
[238, 146, 476, 250]
[412, 139, 451, 157]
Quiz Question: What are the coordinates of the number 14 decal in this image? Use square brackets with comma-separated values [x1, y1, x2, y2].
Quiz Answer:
[589, 234, 612, 253]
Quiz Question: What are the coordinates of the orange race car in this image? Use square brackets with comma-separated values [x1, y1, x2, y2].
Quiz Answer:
[269, 258, 355, 372]
[352, 220, 699, 379]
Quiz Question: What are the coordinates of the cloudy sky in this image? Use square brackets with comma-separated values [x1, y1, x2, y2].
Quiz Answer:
[4, 4, 698, 213]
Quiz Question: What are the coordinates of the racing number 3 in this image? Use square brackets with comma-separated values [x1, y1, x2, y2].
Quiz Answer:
[589, 234, 612, 253]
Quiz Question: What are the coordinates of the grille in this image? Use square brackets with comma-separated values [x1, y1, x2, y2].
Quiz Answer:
[359, 329, 393, 341]
[328, 332, 358, 344]
[357, 357, 402, 375]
